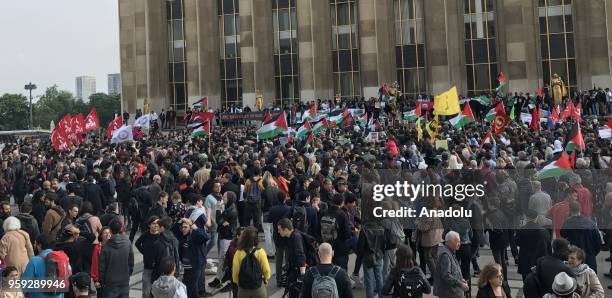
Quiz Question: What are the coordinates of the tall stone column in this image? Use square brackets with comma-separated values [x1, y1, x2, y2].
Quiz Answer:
[497, 0, 540, 93]
[184, 0, 222, 108]
[573, 0, 611, 89]
[297, 0, 334, 101]
[239, 0, 275, 108]
[423, 0, 465, 95]
[358, 0, 395, 98]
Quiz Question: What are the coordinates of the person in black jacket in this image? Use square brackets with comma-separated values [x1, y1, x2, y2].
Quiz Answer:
[83, 174, 104, 215]
[135, 216, 165, 298]
[560, 201, 601, 272]
[534, 238, 575, 296]
[516, 210, 551, 281]
[269, 192, 292, 286]
[278, 218, 306, 298]
[99, 219, 134, 298]
[209, 191, 239, 289]
[146, 191, 169, 219]
[382, 244, 430, 298]
[16, 202, 39, 246]
[60, 183, 84, 213]
[324, 195, 353, 271]
[301, 243, 354, 298]
[475, 263, 511, 298]
[178, 217, 209, 298]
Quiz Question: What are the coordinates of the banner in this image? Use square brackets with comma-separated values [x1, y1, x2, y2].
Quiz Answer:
[220, 111, 282, 122]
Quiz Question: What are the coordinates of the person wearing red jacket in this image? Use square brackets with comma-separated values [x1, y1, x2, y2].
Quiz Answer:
[91, 226, 112, 296]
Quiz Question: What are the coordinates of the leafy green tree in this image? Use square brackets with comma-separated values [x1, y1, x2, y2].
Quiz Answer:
[33, 86, 77, 129]
[0, 94, 29, 130]
[88, 93, 121, 125]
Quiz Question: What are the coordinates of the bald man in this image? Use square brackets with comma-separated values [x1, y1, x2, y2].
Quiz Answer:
[301, 243, 353, 298]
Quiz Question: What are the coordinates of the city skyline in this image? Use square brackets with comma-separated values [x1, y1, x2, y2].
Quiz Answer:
[0, 0, 119, 98]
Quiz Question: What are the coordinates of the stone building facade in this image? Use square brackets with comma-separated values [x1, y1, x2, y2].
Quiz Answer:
[118, 0, 612, 114]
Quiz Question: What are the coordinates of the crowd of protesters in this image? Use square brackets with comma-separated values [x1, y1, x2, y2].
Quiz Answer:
[0, 87, 610, 298]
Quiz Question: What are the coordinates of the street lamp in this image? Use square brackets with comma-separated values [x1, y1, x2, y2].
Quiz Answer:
[24, 82, 36, 130]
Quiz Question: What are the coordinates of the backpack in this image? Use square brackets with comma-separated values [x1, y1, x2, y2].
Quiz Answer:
[300, 231, 320, 266]
[310, 266, 340, 298]
[45, 250, 71, 290]
[395, 269, 426, 297]
[75, 214, 94, 239]
[238, 248, 263, 290]
[291, 205, 309, 233]
[320, 215, 339, 244]
[246, 178, 263, 204]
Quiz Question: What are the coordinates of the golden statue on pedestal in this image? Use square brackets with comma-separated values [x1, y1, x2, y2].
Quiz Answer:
[143, 98, 150, 115]
[551, 73, 567, 106]
[255, 89, 264, 111]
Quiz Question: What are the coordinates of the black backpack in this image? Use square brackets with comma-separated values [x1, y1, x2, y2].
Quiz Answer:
[291, 205, 309, 233]
[395, 269, 426, 298]
[300, 231, 320, 267]
[246, 178, 263, 204]
[75, 214, 94, 239]
[238, 248, 263, 289]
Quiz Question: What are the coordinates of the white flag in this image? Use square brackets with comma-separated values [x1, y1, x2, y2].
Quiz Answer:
[134, 114, 151, 128]
[111, 125, 134, 144]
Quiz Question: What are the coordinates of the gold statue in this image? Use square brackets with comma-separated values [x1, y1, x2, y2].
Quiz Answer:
[143, 98, 150, 114]
[551, 73, 567, 106]
[255, 89, 264, 111]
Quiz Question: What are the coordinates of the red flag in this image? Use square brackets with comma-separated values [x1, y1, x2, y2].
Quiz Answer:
[106, 116, 123, 139]
[536, 86, 545, 97]
[51, 127, 70, 151]
[341, 114, 353, 127]
[72, 114, 86, 135]
[480, 132, 492, 149]
[190, 112, 216, 123]
[530, 107, 540, 131]
[550, 105, 560, 124]
[608, 117, 612, 128]
[497, 72, 507, 84]
[263, 111, 272, 124]
[59, 114, 73, 136]
[561, 101, 581, 121]
[85, 108, 100, 131]
[493, 106, 510, 135]
[569, 150, 576, 169]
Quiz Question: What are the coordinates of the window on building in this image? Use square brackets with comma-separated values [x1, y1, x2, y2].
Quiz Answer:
[166, 0, 188, 112]
[464, 0, 498, 96]
[218, 0, 242, 107]
[273, 0, 299, 107]
[330, 0, 361, 99]
[394, 0, 426, 97]
[539, 0, 575, 93]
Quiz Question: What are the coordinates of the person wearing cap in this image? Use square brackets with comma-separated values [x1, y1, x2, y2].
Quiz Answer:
[543, 272, 581, 298]
[70, 272, 92, 298]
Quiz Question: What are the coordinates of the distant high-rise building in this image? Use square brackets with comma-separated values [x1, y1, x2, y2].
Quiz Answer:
[108, 73, 122, 95]
[75, 76, 96, 101]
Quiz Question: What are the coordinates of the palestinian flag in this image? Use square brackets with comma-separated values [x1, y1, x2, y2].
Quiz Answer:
[193, 96, 208, 107]
[256, 112, 288, 140]
[191, 121, 210, 138]
[449, 104, 475, 129]
[357, 113, 368, 127]
[305, 131, 314, 145]
[379, 83, 391, 101]
[262, 111, 272, 124]
[495, 72, 508, 92]
[480, 132, 492, 148]
[403, 105, 421, 122]
[301, 104, 317, 122]
[328, 108, 349, 127]
[485, 109, 497, 122]
[368, 118, 381, 131]
[536, 151, 572, 180]
[312, 118, 329, 136]
[473, 95, 491, 106]
[565, 122, 585, 152]
[296, 121, 312, 139]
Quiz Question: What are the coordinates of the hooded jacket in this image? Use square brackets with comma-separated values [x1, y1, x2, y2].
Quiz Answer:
[151, 275, 188, 298]
[16, 213, 39, 245]
[99, 234, 134, 288]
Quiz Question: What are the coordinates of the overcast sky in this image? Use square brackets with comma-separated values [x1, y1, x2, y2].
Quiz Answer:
[0, 0, 119, 98]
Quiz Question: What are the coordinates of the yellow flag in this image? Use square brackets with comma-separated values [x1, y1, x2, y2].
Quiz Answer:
[426, 114, 439, 139]
[434, 86, 461, 115]
[417, 117, 423, 141]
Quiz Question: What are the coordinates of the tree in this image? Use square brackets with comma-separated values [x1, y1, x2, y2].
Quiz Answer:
[0, 94, 29, 130]
[33, 86, 77, 129]
[88, 93, 121, 125]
